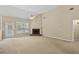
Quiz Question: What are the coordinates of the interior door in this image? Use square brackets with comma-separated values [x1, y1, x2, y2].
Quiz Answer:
[74, 20, 79, 41]
[5, 23, 14, 38]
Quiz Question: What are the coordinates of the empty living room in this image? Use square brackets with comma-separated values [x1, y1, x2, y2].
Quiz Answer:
[0, 5, 79, 54]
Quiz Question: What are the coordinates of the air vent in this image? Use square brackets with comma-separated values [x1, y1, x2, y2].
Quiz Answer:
[69, 8, 74, 10]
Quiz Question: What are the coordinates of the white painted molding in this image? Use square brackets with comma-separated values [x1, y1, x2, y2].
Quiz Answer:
[44, 35, 73, 42]
[0, 16, 3, 40]
[1, 16, 2, 31]
[72, 20, 75, 42]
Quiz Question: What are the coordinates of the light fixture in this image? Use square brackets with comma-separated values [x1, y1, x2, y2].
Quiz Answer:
[30, 15, 36, 20]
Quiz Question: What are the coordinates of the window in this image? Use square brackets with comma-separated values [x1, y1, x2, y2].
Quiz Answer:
[16, 22, 29, 33]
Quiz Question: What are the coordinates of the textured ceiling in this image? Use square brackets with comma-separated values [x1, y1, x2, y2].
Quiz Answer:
[12, 5, 58, 14]
[0, 5, 58, 19]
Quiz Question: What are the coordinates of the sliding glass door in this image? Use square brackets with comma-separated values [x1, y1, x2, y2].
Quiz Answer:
[4, 21, 30, 39]
[5, 23, 14, 38]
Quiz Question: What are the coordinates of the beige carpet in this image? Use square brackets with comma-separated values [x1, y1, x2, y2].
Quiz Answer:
[0, 36, 79, 54]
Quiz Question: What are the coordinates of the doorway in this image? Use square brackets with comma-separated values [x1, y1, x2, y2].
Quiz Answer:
[73, 20, 79, 41]
[5, 23, 14, 39]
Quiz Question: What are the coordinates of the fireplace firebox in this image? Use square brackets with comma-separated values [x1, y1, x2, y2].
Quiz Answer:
[32, 29, 40, 34]
[30, 29, 42, 36]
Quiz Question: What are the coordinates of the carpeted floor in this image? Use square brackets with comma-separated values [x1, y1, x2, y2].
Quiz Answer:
[0, 36, 79, 54]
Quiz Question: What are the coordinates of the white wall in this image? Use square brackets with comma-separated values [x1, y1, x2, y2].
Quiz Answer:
[30, 15, 42, 34]
[42, 6, 77, 41]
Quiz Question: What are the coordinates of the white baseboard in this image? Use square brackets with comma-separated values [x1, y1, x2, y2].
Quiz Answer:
[44, 35, 73, 42]
[53, 37, 73, 42]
